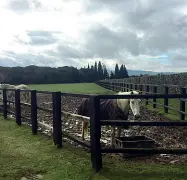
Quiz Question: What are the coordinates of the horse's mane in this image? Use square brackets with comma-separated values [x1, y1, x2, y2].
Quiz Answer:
[117, 91, 140, 95]
[15, 84, 29, 90]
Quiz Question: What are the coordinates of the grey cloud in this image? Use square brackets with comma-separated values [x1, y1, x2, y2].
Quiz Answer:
[27, 31, 58, 45]
[141, 16, 187, 53]
[0, 51, 59, 67]
[8, 0, 41, 13]
[0, 50, 82, 68]
[84, 0, 187, 57]
[52, 24, 139, 61]
[170, 54, 187, 69]
[84, 24, 139, 59]
[47, 43, 91, 60]
[8, 0, 30, 13]
[172, 54, 187, 62]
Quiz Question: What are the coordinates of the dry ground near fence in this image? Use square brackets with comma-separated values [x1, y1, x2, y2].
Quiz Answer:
[2, 116, 187, 180]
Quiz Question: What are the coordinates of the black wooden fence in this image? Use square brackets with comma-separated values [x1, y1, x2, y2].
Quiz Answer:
[97, 80, 187, 121]
[1, 88, 187, 172]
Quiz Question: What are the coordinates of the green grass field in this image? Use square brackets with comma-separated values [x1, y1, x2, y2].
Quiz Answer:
[1, 116, 187, 180]
[145, 98, 186, 121]
[29, 83, 114, 94]
[29, 83, 185, 121]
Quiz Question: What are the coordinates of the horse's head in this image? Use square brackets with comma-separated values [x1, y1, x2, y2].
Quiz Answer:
[117, 91, 141, 120]
[129, 91, 141, 119]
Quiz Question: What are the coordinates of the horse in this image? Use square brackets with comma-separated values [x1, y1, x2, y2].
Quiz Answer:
[0, 83, 30, 107]
[77, 90, 141, 146]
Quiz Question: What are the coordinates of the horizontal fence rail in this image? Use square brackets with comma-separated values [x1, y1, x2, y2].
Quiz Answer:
[98, 94, 187, 99]
[101, 120, 187, 126]
[97, 81, 187, 121]
[1, 86, 187, 173]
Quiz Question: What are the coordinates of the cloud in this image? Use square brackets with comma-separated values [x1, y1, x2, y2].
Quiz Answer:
[7, 0, 42, 13]
[0, 0, 187, 72]
[27, 31, 58, 45]
[84, 24, 139, 58]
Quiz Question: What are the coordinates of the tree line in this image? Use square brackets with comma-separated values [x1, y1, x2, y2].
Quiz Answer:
[0, 61, 129, 84]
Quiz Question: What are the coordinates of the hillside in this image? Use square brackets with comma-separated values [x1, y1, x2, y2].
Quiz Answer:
[127, 69, 176, 76]
[107, 68, 176, 76]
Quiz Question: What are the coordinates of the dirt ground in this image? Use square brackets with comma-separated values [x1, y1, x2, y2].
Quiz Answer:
[7, 93, 187, 165]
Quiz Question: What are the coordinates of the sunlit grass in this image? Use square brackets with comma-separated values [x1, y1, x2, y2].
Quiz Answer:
[1, 116, 187, 180]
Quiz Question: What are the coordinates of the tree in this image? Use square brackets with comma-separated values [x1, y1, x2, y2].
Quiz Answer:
[123, 65, 129, 78]
[110, 71, 114, 79]
[0, 72, 4, 83]
[102, 63, 109, 79]
[114, 63, 120, 79]
[119, 65, 124, 78]
[98, 61, 103, 80]
[94, 61, 98, 80]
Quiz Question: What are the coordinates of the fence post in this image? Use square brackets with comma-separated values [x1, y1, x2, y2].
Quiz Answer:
[31, 90, 37, 134]
[146, 85, 149, 105]
[139, 84, 143, 94]
[130, 84, 133, 91]
[180, 88, 186, 120]
[153, 86, 157, 108]
[89, 95, 102, 172]
[111, 82, 114, 91]
[52, 92, 62, 148]
[126, 84, 129, 92]
[164, 86, 168, 113]
[3, 89, 7, 119]
[123, 82, 125, 92]
[135, 84, 137, 91]
[15, 89, 21, 125]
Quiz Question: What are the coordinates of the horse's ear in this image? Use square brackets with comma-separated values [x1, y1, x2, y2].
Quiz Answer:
[131, 91, 133, 94]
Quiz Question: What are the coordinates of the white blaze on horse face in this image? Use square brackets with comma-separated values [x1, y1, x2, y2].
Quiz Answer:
[130, 99, 141, 117]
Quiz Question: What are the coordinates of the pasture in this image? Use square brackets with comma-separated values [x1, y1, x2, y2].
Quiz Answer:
[1, 116, 187, 180]
[147, 98, 187, 121]
[29, 83, 114, 94]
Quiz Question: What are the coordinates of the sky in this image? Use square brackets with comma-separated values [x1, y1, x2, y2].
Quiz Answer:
[0, 0, 187, 72]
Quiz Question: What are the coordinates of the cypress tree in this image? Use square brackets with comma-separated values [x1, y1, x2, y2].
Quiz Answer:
[123, 65, 129, 78]
[114, 63, 120, 79]
[94, 61, 98, 80]
[119, 64, 124, 78]
[98, 61, 103, 80]
[110, 71, 114, 79]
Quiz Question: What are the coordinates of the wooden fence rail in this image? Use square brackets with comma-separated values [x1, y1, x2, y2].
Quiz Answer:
[97, 81, 187, 121]
[1, 88, 187, 172]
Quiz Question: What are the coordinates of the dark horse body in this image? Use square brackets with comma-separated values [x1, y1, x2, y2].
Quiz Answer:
[77, 98, 130, 145]
[78, 98, 129, 120]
